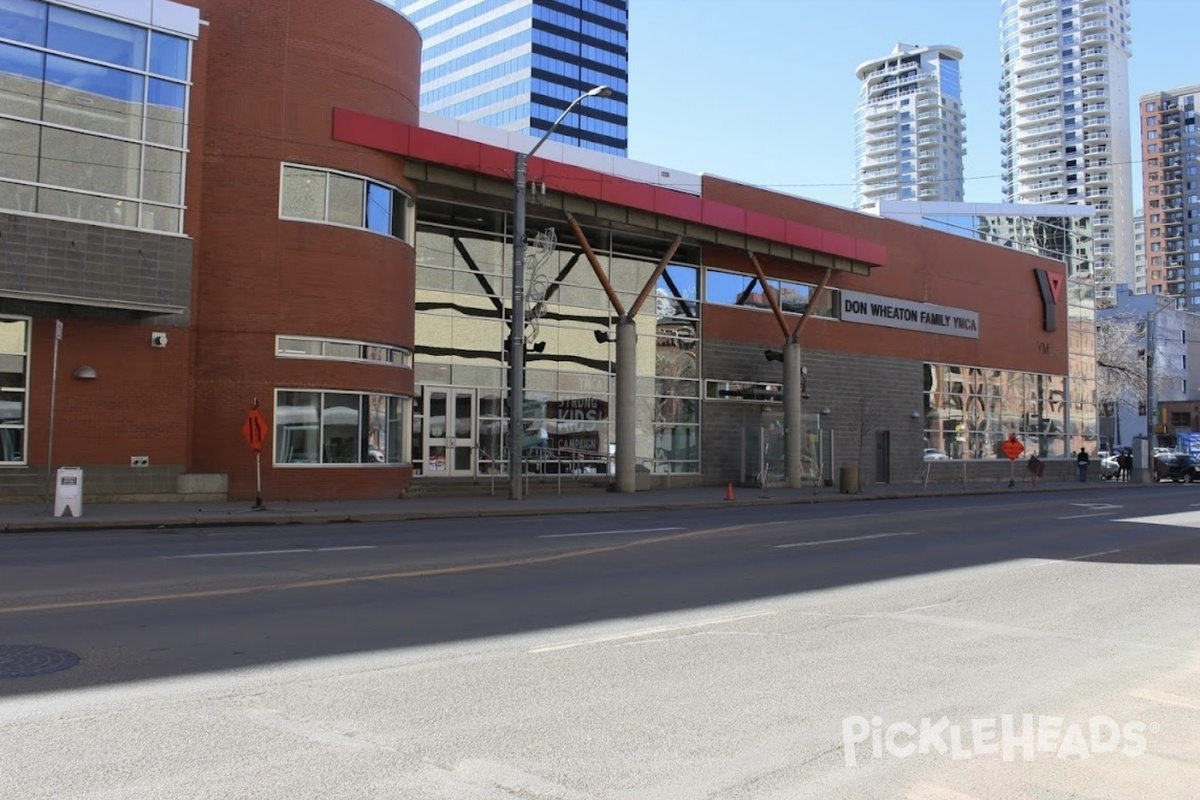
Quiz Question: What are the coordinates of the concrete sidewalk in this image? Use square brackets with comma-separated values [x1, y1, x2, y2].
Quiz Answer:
[0, 476, 1135, 534]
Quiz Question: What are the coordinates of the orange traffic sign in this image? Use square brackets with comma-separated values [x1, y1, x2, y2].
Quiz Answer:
[242, 406, 269, 453]
[1001, 435, 1025, 461]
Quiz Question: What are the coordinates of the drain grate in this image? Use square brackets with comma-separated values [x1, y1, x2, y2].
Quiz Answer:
[0, 644, 80, 678]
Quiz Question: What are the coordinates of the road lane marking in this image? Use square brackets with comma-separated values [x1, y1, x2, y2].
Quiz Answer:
[0, 521, 770, 615]
[774, 532, 920, 549]
[1117, 510, 1200, 528]
[529, 610, 775, 653]
[1030, 548, 1121, 567]
[538, 527, 683, 539]
[1057, 512, 1115, 519]
[159, 546, 376, 559]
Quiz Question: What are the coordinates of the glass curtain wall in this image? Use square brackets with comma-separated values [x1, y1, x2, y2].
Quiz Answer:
[924, 364, 1078, 459]
[0, 0, 192, 232]
[1066, 277, 1098, 453]
[411, 198, 700, 476]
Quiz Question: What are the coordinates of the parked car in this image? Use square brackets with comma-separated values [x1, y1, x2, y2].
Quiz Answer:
[1099, 455, 1120, 479]
[1153, 452, 1200, 482]
[923, 448, 950, 461]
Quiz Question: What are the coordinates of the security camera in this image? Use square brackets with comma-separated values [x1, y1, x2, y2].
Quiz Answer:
[151, 332, 168, 348]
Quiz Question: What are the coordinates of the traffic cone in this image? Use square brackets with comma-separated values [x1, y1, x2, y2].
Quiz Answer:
[725, 482, 735, 501]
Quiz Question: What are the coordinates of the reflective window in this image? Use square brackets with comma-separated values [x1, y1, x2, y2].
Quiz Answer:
[146, 78, 186, 147]
[44, 54, 144, 138]
[280, 163, 412, 242]
[280, 166, 326, 220]
[148, 31, 188, 79]
[0, 3, 190, 231]
[0, 0, 45, 46]
[703, 267, 836, 318]
[0, 42, 42, 118]
[0, 316, 29, 465]
[47, 5, 145, 70]
[275, 389, 410, 466]
[923, 363, 1086, 460]
[366, 183, 392, 235]
[142, 146, 182, 205]
[328, 172, 365, 227]
[413, 199, 696, 476]
[39, 128, 139, 197]
[0, 117, 38, 181]
[277, 336, 412, 368]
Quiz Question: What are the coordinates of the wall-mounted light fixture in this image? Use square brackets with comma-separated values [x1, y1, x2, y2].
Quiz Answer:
[72, 365, 97, 380]
[151, 331, 168, 348]
[594, 330, 614, 344]
[820, 407, 832, 416]
[910, 410, 921, 420]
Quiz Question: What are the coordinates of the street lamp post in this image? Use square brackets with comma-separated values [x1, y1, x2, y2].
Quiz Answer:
[509, 84, 612, 500]
[1141, 297, 1174, 482]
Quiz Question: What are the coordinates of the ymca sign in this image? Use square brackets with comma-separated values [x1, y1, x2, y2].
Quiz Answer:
[839, 290, 979, 340]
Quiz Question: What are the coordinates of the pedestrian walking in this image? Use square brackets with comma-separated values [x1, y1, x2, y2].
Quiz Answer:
[1119, 451, 1133, 482]
[1076, 448, 1090, 482]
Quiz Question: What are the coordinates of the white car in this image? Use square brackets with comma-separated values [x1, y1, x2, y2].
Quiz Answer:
[923, 448, 950, 461]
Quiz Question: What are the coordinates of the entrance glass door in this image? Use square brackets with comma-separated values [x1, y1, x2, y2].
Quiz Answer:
[423, 386, 477, 477]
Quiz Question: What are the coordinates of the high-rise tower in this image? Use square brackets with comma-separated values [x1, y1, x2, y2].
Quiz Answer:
[854, 43, 966, 212]
[1000, 0, 1133, 306]
[1139, 86, 1200, 306]
[398, 0, 628, 155]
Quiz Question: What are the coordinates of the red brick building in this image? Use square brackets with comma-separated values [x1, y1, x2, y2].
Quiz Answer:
[0, 0, 1086, 503]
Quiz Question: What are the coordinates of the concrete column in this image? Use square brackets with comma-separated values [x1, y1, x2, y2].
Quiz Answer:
[616, 316, 637, 492]
[783, 338, 803, 488]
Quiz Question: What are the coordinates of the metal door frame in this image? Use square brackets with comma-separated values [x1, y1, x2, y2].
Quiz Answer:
[422, 385, 477, 477]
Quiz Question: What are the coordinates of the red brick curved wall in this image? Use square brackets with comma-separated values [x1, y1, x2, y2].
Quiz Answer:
[187, 0, 421, 500]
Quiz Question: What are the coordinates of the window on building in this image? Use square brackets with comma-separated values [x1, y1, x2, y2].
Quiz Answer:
[0, 5, 192, 232]
[280, 164, 413, 242]
[276, 336, 412, 367]
[0, 317, 29, 465]
[274, 389, 409, 466]
[704, 268, 837, 318]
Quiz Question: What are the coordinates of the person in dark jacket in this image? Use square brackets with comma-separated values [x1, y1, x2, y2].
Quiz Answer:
[1077, 448, 1090, 482]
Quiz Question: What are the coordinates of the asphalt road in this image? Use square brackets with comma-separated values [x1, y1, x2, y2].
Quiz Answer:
[1, 488, 1198, 798]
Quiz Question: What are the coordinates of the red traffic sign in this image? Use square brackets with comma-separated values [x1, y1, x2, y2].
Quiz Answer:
[1001, 435, 1025, 461]
[241, 406, 269, 453]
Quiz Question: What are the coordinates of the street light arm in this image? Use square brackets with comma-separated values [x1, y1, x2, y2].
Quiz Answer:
[526, 85, 612, 160]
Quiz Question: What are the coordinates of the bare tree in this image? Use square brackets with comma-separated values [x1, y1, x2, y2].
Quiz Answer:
[1096, 313, 1183, 444]
[1096, 314, 1146, 415]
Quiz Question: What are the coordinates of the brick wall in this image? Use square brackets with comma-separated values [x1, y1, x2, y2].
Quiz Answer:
[184, 0, 422, 501]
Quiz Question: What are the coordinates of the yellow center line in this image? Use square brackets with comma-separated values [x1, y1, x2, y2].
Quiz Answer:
[0, 523, 758, 615]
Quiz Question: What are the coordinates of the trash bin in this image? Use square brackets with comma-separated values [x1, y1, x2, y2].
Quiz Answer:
[838, 466, 859, 495]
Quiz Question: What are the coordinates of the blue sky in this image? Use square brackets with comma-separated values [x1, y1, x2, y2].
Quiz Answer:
[626, 0, 1195, 210]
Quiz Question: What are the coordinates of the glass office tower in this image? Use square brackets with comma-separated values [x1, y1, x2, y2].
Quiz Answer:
[399, 0, 628, 155]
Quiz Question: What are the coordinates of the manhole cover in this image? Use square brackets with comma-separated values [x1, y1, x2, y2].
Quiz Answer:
[0, 644, 80, 678]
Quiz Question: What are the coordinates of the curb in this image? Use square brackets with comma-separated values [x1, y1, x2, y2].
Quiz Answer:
[0, 481, 1139, 535]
